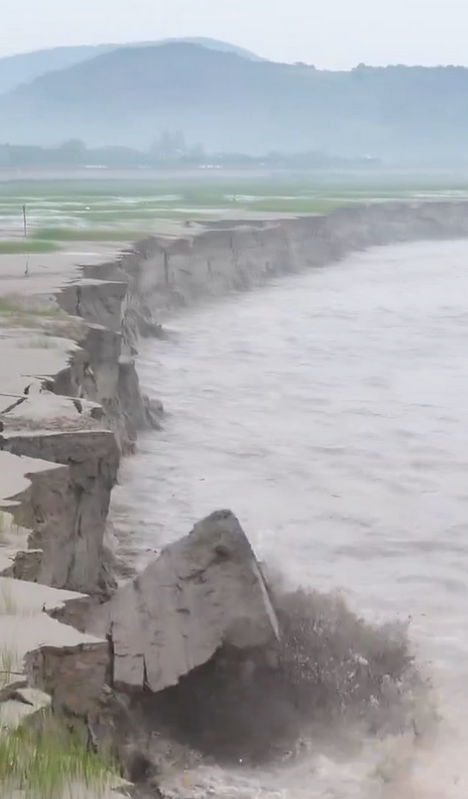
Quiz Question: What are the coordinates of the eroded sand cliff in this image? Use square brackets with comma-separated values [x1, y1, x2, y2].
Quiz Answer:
[1, 202, 468, 795]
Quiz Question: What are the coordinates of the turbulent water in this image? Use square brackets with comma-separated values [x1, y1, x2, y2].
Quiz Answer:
[111, 239, 468, 797]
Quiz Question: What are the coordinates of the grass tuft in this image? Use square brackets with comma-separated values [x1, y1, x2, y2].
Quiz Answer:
[0, 297, 65, 318]
[32, 227, 147, 242]
[0, 646, 18, 686]
[0, 721, 116, 797]
[0, 583, 18, 617]
[0, 241, 60, 255]
[0, 299, 21, 314]
[0, 512, 21, 542]
[0, 511, 11, 533]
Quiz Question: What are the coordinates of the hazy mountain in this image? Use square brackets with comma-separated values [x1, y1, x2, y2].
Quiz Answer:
[0, 45, 120, 94]
[0, 38, 261, 95]
[1, 43, 468, 162]
[154, 38, 262, 61]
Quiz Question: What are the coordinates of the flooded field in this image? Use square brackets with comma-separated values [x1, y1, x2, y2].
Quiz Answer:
[1, 173, 468, 253]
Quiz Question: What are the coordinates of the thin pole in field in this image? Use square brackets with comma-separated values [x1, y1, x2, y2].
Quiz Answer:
[23, 204, 29, 276]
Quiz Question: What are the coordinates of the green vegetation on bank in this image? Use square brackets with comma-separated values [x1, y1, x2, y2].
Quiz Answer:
[0, 240, 60, 254]
[0, 174, 468, 250]
[0, 646, 17, 682]
[0, 298, 20, 313]
[31, 227, 148, 242]
[2, 173, 468, 200]
[0, 298, 65, 319]
[0, 721, 116, 797]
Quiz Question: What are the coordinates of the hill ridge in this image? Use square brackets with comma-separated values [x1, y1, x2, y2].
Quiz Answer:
[1, 43, 468, 162]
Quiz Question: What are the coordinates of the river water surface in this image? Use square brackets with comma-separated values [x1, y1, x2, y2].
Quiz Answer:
[112, 239, 468, 798]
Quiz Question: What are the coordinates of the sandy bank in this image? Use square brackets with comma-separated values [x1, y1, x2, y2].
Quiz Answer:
[1, 202, 468, 794]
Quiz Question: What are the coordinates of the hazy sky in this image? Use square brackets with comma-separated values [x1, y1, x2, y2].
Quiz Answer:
[2, 0, 468, 68]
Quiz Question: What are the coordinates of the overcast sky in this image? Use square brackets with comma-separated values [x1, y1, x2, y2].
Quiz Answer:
[2, 0, 467, 69]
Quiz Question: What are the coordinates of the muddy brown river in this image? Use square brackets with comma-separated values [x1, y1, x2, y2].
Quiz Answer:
[112, 239, 468, 797]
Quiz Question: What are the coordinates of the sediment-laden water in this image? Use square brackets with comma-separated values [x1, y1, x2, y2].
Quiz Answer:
[111, 239, 468, 797]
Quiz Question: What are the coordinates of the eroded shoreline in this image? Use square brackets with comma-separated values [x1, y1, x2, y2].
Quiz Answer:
[1, 202, 468, 795]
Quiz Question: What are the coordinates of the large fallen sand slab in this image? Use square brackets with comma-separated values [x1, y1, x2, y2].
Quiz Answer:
[88, 510, 279, 693]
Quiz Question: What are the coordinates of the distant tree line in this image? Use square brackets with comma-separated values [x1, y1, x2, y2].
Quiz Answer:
[0, 133, 381, 170]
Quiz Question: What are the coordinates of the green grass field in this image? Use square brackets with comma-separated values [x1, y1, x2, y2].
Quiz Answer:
[0, 720, 116, 797]
[0, 240, 60, 254]
[31, 226, 148, 242]
[1, 172, 468, 252]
